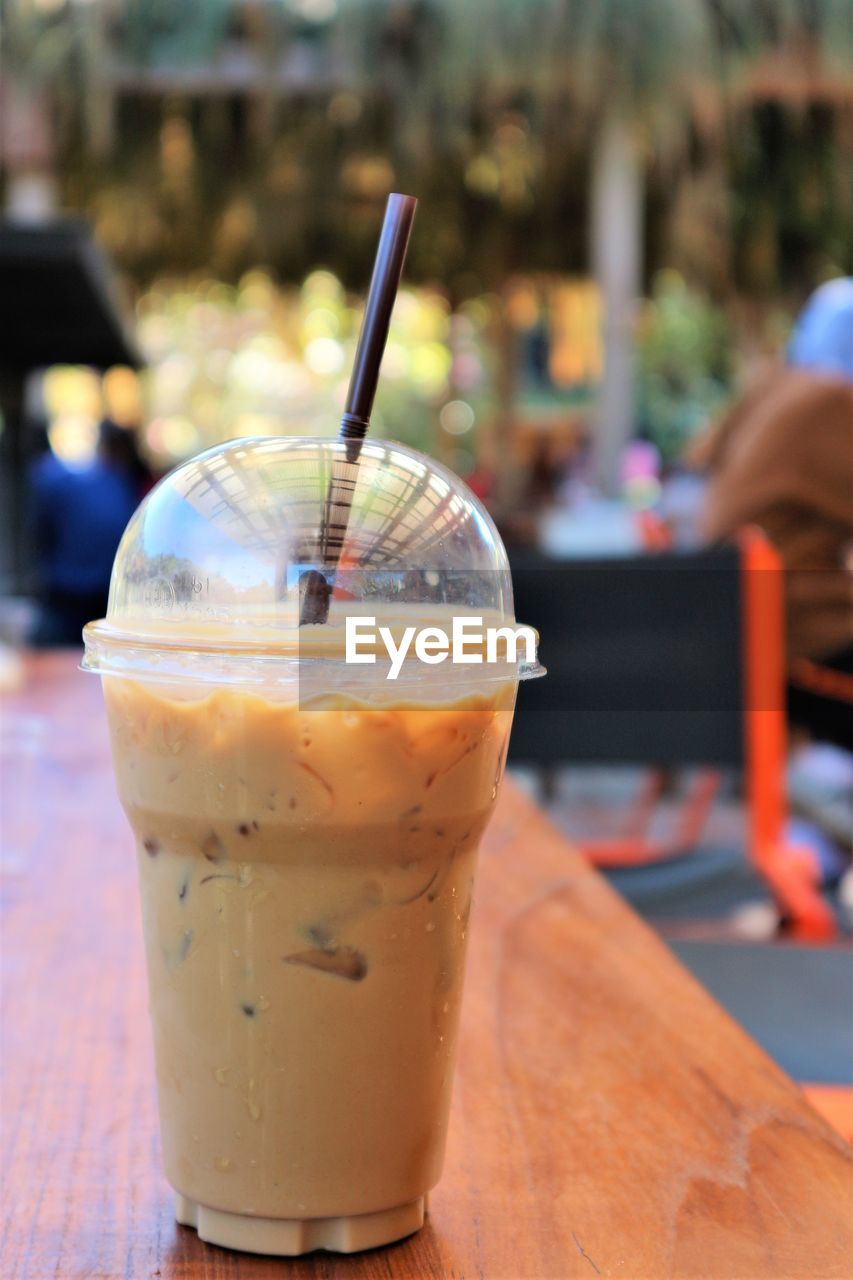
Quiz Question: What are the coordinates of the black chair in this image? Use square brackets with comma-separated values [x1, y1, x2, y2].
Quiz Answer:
[509, 532, 834, 939]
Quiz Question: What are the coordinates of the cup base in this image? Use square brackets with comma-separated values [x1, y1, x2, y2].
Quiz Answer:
[174, 1191, 426, 1255]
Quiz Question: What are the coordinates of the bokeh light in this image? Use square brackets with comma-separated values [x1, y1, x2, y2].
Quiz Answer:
[144, 416, 200, 460]
[48, 417, 98, 466]
[439, 400, 475, 435]
[37, 271, 607, 474]
[304, 337, 345, 376]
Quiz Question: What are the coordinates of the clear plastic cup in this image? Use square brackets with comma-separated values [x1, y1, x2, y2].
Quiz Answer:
[83, 437, 542, 1255]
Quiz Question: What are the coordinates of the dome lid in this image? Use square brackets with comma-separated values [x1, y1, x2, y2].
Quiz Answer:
[83, 436, 540, 691]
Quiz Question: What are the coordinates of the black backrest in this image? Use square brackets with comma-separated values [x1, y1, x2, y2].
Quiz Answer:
[0, 219, 141, 373]
[509, 545, 745, 768]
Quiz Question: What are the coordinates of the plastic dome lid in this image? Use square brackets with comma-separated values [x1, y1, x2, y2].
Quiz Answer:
[83, 436, 541, 691]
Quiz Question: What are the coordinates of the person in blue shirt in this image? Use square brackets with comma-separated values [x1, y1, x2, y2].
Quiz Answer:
[28, 420, 150, 646]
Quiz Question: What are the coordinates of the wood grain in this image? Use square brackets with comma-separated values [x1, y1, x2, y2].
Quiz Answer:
[2, 653, 851, 1279]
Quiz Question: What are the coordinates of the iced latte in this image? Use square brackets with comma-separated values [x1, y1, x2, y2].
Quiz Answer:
[103, 663, 514, 1252]
[85, 436, 540, 1254]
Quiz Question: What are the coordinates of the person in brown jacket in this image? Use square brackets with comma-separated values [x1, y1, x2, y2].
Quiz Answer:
[694, 280, 853, 751]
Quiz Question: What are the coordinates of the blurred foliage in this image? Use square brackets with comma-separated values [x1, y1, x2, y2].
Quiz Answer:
[41, 269, 503, 475]
[729, 100, 853, 296]
[121, 0, 233, 67]
[4, 0, 852, 296]
[636, 271, 732, 462]
[44, 266, 753, 475]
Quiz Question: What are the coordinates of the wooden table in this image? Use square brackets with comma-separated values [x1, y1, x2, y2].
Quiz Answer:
[2, 654, 851, 1279]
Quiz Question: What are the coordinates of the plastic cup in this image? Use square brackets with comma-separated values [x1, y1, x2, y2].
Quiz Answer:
[83, 437, 542, 1255]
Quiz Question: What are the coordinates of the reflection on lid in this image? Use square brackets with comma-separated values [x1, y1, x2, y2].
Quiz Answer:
[166, 437, 494, 571]
[101, 436, 514, 643]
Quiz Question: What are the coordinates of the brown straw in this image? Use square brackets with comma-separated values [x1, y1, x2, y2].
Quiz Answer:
[299, 193, 417, 625]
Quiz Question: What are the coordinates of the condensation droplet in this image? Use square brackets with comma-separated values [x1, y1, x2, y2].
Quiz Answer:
[214, 1066, 230, 1085]
[214, 1155, 232, 1172]
[425, 921, 436, 933]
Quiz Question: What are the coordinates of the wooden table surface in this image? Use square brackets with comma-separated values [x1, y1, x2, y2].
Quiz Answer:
[2, 654, 851, 1280]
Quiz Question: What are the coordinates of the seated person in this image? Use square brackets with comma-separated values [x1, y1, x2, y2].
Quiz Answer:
[693, 278, 853, 751]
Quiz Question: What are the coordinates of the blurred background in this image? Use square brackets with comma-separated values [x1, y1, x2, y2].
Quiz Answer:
[1, 1, 851, 1130]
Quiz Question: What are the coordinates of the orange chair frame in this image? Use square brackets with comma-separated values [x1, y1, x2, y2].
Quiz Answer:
[581, 529, 836, 940]
[740, 528, 834, 939]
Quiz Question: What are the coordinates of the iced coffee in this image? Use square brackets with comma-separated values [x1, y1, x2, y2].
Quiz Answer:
[103, 664, 513, 1251]
[85, 437, 540, 1254]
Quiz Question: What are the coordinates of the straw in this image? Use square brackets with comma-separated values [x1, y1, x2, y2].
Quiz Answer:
[299, 193, 417, 625]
